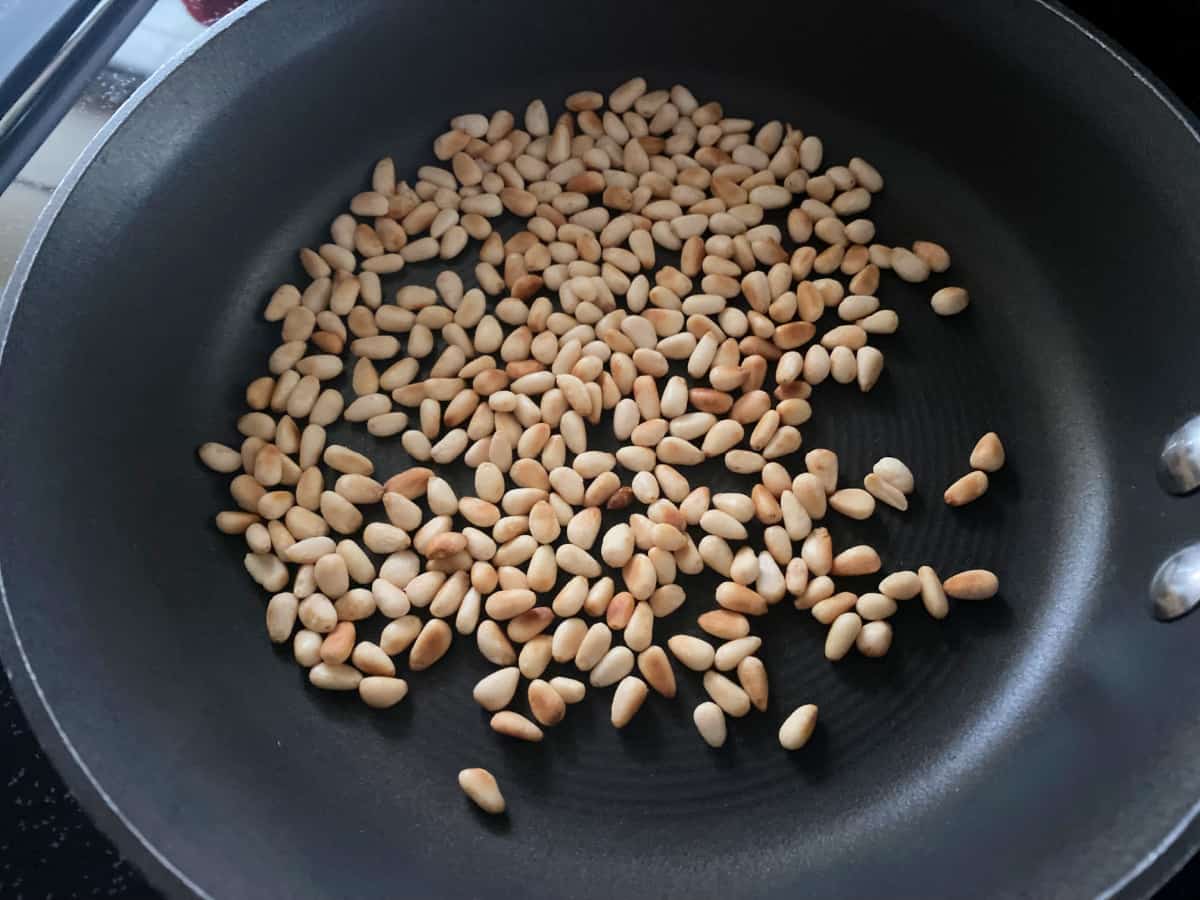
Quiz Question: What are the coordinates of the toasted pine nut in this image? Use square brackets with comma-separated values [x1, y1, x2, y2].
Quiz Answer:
[943, 569, 999, 599]
[944, 470, 989, 506]
[458, 768, 506, 814]
[970, 432, 1005, 472]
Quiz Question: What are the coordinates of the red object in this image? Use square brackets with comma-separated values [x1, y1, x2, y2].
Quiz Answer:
[180, 0, 246, 24]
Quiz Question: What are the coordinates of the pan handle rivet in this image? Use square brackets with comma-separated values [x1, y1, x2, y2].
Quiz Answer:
[1158, 415, 1200, 495]
[1151, 544, 1200, 621]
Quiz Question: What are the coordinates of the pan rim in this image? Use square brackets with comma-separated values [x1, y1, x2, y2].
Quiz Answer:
[0, 0, 1197, 897]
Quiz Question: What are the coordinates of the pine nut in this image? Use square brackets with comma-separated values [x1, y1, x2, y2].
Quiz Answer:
[943, 569, 999, 599]
[970, 432, 1005, 472]
[737, 657, 768, 712]
[668, 634, 715, 671]
[703, 670, 751, 717]
[458, 768, 505, 814]
[490, 710, 543, 742]
[944, 470, 989, 506]
[832, 545, 881, 576]
[857, 592, 898, 620]
[864, 473, 907, 511]
[590, 646, 635, 687]
[309, 662, 362, 691]
[856, 621, 893, 657]
[611, 676, 648, 727]
[693, 701, 727, 748]
[825, 612, 862, 661]
[359, 676, 408, 709]
[779, 704, 818, 750]
[714, 636, 761, 671]
[716, 582, 768, 616]
[872, 457, 914, 494]
[529, 678, 567, 726]
[409, 619, 452, 670]
[637, 646, 676, 698]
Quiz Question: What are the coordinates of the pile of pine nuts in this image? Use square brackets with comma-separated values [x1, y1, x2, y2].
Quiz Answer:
[197, 76, 1003, 811]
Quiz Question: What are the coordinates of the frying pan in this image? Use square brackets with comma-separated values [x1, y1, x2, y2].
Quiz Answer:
[3, 0, 1200, 896]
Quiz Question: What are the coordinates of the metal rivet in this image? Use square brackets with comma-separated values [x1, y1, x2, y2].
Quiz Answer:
[1151, 544, 1200, 621]
[1158, 414, 1200, 495]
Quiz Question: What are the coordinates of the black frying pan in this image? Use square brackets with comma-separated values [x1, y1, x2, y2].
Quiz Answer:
[3, 0, 1200, 897]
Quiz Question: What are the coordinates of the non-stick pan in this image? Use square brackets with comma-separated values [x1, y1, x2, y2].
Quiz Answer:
[3, 0, 1200, 897]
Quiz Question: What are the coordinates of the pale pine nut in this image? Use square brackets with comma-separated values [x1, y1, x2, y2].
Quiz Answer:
[694, 701, 727, 748]
[857, 592, 898, 620]
[864, 473, 907, 511]
[490, 710, 543, 742]
[930, 286, 969, 316]
[359, 677, 408, 709]
[703, 670, 751, 717]
[879, 570, 921, 600]
[668, 634, 714, 671]
[825, 612, 862, 661]
[611, 676, 648, 727]
[309, 662, 361, 691]
[856, 621, 893, 657]
[458, 768, 505, 814]
[714, 636, 761, 671]
[872, 457, 915, 494]
[779, 704, 818, 749]
[637, 646, 677, 698]
[919, 565, 949, 619]
[830, 488, 875, 520]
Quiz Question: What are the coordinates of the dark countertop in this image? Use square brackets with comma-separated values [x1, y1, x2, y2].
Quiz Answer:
[0, 1, 1198, 896]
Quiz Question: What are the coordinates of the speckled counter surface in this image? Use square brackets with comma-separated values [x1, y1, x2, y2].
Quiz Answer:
[0, 1, 1198, 897]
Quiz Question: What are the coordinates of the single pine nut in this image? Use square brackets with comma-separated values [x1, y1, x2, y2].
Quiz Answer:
[872, 457, 914, 494]
[703, 670, 751, 717]
[590, 646, 635, 687]
[829, 488, 875, 520]
[409, 619, 452, 670]
[309, 662, 362, 691]
[918, 565, 949, 619]
[825, 612, 862, 661]
[779, 704, 818, 749]
[458, 768, 505, 814]
[359, 676, 408, 709]
[944, 470, 988, 506]
[856, 621, 893, 657]
[970, 432, 1005, 472]
[879, 570, 921, 600]
[943, 569, 999, 599]
[864, 473, 907, 511]
[611, 676, 648, 727]
[490, 710, 543, 742]
[857, 592, 898, 620]
[668, 634, 715, 671]
[693, 701, 727, 748]
[931, 286, 969, 316]
[714, 636, 762, 671]
[637, 646, 676, 698]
